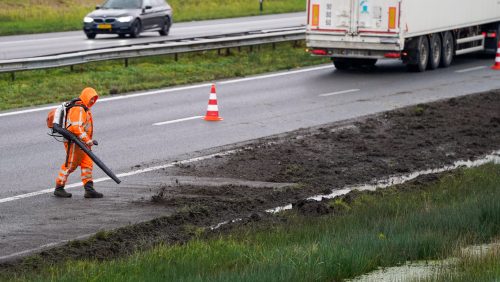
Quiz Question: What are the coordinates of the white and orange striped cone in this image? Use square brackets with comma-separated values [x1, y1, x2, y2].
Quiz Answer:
[204, 84, 223, 121]
[492, 41, 500, 70]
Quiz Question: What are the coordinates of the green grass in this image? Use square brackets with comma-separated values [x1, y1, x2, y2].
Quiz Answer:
[4, 164, 500, 281]
[0, 0, 306, 36]
[0, 42, 327, 111]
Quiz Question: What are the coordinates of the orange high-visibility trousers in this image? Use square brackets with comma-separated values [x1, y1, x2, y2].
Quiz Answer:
[55, 142, 93, 187]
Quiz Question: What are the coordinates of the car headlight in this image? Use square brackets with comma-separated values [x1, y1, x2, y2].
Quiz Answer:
[83, 17, 94, 23]
[117, 16, 134, 23]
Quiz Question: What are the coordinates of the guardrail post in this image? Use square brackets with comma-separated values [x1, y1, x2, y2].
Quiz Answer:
[11, 72, 15, 81]
[174, 53, 178, 61]
[217, 49, 221, 56]
[70, 65, 74, 72]
[250, 45, 254, 52]
[124, 58, 129, 68]
[259, 0, 264, 13]
[272, 43, 276, 50]
[226, 48, 231, 56]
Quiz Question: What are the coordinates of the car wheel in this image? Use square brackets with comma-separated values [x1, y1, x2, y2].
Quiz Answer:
[159, 17, 171, 36]
[130, 19, 142, 38]
[86, 33, 96, 39]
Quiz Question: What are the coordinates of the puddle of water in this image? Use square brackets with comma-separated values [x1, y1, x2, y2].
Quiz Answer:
[349, 242, 500, 282]
[210, 218, 242, 230]
[266, 204, 293, 214]
[347, 260, 452, 282]
[461, 242, 500, 257]
[267, 150, 500, 214]
[347, 262, 441, 282]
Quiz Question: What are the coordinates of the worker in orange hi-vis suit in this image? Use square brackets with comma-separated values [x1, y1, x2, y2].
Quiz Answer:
[54, 87, 103, 199]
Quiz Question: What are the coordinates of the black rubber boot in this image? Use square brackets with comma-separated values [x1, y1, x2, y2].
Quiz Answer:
[84, 181, 103, 198]
[54, 185, 72, 198]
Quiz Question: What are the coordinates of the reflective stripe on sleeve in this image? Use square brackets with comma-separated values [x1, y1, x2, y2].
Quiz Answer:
[67, 121, 84, 126]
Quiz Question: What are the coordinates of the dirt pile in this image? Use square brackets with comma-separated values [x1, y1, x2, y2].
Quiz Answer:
[175, 90, 500, 191]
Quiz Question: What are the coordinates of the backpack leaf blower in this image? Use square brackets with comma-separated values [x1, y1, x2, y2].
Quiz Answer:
[48, 101, 121, 184]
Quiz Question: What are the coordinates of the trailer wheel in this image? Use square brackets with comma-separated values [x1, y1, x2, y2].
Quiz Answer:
[440, 31, 454, 68]
[428, 34, 442, 70]
[407, 36, 429, 72]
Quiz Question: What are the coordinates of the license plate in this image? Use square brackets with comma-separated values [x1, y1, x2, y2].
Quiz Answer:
[98, 24, 112, 29]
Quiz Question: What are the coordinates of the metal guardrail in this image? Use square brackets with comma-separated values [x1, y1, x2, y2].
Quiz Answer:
[0, 27, 305, 74]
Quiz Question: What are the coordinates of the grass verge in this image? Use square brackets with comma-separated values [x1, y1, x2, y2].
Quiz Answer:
[0, 0, 305, 36]
[0, 42, 327, 111]
[4, 164, 500, 281]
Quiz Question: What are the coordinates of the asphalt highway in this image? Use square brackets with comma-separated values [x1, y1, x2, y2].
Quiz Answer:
[0, 12, 305, 60]
[0, 56, 499, 260]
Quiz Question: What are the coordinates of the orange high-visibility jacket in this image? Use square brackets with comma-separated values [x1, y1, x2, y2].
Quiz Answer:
[65, 88, 99, 144]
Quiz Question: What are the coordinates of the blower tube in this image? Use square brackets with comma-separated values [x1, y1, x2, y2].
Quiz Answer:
[53, 124, 121, 184]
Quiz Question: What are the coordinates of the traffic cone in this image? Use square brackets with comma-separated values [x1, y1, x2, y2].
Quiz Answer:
[204, 84, 223, 121]
[492, 41, 500, 70]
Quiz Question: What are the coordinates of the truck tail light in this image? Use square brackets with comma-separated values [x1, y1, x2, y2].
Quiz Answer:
[311, 49, 327, 55]
[482, 32, 497, 38]
[384, 52, 401, 58]
[388, 7, 397, 29]
[312, 4, 320, 27]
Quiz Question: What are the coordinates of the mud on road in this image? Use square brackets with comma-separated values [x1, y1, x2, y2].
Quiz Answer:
[2, 90, 499, 272]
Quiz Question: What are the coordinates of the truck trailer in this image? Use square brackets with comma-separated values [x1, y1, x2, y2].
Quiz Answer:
[306, 0, 500, 71]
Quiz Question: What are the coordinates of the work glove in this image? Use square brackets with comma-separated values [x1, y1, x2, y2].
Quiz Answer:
[86, 140, 98, 147]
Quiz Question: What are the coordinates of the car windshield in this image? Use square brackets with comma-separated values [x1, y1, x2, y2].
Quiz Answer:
[102, 0, 142, 9]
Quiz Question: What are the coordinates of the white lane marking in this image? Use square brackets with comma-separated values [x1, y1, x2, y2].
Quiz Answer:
[455, 66, 487, 73]
[0, 65, 331, 118]
[319, 89, 360, 97]
[97, 83, 212, 103]
[153, 116, 203, 126]
[0, 35, 83, 46]
[219, 65, 332, 85]
[0, 149, 239, 204]
[0, 105, 59, 118]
